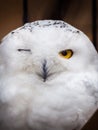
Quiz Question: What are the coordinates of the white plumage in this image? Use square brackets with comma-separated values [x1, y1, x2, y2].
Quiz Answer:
[0, 20, 98, 130]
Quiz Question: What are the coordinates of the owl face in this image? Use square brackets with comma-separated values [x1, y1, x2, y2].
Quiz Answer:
[0, 20, 97, 82]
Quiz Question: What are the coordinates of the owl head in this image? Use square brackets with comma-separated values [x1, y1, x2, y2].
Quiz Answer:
[0, 20, 98, 82]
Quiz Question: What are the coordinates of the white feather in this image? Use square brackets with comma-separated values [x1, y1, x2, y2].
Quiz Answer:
[0, 20, 98, 130]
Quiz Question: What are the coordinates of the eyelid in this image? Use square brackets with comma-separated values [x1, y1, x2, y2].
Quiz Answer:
[17, 49, 31, 52]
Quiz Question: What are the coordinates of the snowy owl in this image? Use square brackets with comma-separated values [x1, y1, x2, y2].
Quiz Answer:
[0, 20, 98, 130]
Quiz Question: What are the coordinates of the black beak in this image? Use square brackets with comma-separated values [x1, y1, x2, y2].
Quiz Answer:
[42, 60, 48, 82]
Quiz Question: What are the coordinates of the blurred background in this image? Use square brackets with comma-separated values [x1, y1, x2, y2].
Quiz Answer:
[0, 0, 98, 50]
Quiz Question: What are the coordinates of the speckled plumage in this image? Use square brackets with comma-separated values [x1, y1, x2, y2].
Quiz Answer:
[0, 20, 98, 130]
[11, 20, 79, 34]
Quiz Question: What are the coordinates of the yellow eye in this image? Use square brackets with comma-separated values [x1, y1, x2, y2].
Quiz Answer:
[59, 49, 73, 59]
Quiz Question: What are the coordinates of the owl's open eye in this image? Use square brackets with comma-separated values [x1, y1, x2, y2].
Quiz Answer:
[17, 49, 31, 52]
[59, 49, 73, 59]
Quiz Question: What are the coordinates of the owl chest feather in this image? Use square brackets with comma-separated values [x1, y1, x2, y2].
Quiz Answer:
[0, 73, 97, 130]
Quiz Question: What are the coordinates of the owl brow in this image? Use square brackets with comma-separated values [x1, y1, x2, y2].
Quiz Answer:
[17, 49, 31, 52]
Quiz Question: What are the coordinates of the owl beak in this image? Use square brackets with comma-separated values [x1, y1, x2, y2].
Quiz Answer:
[42, 60, 48, 82]
[37, 60, 50, 82]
